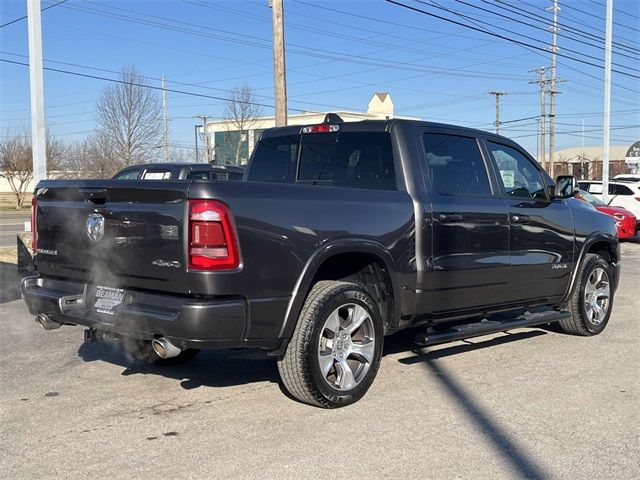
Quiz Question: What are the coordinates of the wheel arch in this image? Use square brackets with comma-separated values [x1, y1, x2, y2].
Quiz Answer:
[561, 233, 620, 304]
[279, 238, 401, 339]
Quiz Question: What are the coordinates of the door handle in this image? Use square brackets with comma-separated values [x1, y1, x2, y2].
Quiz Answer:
[511, 214, 530, 223]
[437, 213, 463, 223]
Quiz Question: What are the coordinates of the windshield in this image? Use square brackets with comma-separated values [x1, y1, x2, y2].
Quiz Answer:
[577, 189, 606, 206]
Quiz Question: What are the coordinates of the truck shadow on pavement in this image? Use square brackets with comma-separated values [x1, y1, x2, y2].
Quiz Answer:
[0, 261, 21, 304]
[392, 329, 550, 480]
[77, 341, 281, 389]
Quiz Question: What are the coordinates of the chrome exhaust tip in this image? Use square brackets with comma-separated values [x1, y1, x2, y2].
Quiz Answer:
[152, 337, 181, 359]
[36, 314, 61, 330]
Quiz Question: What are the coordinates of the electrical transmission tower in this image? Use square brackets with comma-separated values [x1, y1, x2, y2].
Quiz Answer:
[529, 67, 549, 171]
[489, 91, 507, 134]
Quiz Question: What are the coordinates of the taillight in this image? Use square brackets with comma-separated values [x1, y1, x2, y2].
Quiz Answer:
[31, 195, 37, 252]
[301, 124, 340, 134]
[188, 200, 239, 270]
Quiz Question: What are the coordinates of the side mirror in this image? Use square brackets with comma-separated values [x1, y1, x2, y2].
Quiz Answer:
[553, 175, 578, 199]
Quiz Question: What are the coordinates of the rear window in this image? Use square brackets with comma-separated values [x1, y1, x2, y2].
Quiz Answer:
[113, 168, 141, 180]
[247, 131, 396, 190]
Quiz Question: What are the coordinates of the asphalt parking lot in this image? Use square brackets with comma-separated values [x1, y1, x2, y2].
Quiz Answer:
[1, 243, 638, 480]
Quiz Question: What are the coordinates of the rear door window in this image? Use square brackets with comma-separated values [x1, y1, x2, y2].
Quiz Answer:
[611, 184, 633, 195]
[422, 133, 492, 197]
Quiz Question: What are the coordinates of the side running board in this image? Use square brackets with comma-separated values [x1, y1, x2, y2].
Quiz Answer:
[414, 310, 571, 347]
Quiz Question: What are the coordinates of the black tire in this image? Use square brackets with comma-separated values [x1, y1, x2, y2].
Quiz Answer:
[122, 337, 200, 365]
[278, 281, 384, 408]
[559, 253, 614, 336]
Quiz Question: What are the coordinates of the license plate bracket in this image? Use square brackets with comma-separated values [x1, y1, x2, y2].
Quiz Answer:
[94, 286, 124, 315]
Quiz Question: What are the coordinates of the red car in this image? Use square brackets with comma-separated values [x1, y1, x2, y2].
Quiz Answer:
[576, 189, 638, 239]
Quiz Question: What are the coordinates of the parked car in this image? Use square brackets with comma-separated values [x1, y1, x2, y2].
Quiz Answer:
[113, 162, 244, 181]
[614, 174, 640, 182]
[575, 189, 637, 239]
[578, 179, 640, 218]
[23, 117, 620, 408]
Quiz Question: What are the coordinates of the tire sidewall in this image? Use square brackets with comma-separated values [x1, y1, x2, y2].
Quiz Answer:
[577, 255, 614, 334]
[306, 286, 384, 407]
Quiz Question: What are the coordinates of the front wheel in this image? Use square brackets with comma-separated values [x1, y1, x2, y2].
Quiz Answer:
[559, 253, 614, 336]
[278, 281, 384, 408]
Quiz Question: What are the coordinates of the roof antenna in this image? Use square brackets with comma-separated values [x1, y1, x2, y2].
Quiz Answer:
[323, 113, 344, 123]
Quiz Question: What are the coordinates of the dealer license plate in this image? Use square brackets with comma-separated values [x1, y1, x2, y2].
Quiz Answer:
[94, 286, 124, 315]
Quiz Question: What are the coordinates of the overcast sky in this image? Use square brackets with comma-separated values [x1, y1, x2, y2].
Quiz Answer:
[1, 0, 638, 158]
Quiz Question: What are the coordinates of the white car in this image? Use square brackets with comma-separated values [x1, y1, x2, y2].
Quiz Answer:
[614, 174, 640, 182]
[578, 180, 640, 218]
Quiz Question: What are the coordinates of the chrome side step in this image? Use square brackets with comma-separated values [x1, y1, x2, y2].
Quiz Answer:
[414, 310, 571, 347]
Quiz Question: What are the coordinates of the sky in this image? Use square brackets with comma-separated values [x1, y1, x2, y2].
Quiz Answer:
[0, 0, 639, 160]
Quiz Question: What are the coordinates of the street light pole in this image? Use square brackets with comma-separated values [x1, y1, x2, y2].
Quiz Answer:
[27, 0, 47, 183]
[602, 0, 613, 204]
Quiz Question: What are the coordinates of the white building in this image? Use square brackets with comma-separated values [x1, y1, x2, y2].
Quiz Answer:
[200, 93, 414, 165]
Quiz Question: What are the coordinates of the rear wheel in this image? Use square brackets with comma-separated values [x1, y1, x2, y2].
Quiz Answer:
[278, 281, 384, 408]
[559, 253, 613, 336]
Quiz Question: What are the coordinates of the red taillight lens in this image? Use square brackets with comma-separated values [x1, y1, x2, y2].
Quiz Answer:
[31, 195, 37, 252]
[188, 200, 239, 270]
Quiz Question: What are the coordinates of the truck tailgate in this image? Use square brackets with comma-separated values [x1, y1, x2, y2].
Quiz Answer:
[34, 180, 190, 294]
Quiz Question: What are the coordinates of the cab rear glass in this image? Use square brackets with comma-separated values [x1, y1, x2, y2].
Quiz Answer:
[247, 131, 396, 191]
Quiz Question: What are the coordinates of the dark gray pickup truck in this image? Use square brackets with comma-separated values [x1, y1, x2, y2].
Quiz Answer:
[23, 117, 620, 407]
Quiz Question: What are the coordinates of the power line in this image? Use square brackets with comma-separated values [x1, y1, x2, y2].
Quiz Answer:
[453, 0, 640, 61]
[385, 0, 640, 80]
[0, 0, 67, 29]
[412, 0, 639, 76]
[490, 0, 640, 55]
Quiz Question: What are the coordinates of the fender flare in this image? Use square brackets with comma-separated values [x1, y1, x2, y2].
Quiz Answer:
[278, 238, 402, 338]
[560, 232, 619, 304]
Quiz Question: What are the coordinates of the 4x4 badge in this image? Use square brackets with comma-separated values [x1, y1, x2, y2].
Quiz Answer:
[86, 213, 105, 242]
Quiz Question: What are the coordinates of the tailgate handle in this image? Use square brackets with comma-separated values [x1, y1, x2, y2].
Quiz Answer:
[79, 188, 108, 204]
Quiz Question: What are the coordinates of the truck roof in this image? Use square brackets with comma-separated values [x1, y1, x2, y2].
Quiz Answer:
[260, 117, 513, 144]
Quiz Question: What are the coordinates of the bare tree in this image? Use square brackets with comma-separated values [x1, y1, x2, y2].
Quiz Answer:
[221, 84, 263, 165]
[62, 133, 124, 179]
[95, 66, 162, 166]
[0, 131, 63, 209]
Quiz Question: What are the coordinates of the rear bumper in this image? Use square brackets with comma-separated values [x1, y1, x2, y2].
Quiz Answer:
[21, 276, 286, 351]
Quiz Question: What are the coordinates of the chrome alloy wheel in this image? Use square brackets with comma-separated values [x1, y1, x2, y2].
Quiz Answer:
[317, 303, 376, 391]
[584, 267, 610, 325]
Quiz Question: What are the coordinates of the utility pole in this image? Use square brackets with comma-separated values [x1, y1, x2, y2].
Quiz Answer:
[269, 0, 288, 126]
[530, 67, 548, 171]
[581, 118, 585, 179]
[602, 0, 613, 204]
[27, 0, 47, 183]
[489, 91, 507, 134]
[194, 124, 200, 163]
[194, 115, 210, 163]
[546, 0, 560, 177]
[161, 75, 169, 162]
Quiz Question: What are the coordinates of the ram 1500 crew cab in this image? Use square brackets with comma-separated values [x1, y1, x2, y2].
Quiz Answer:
[23, 117, 620, 407]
